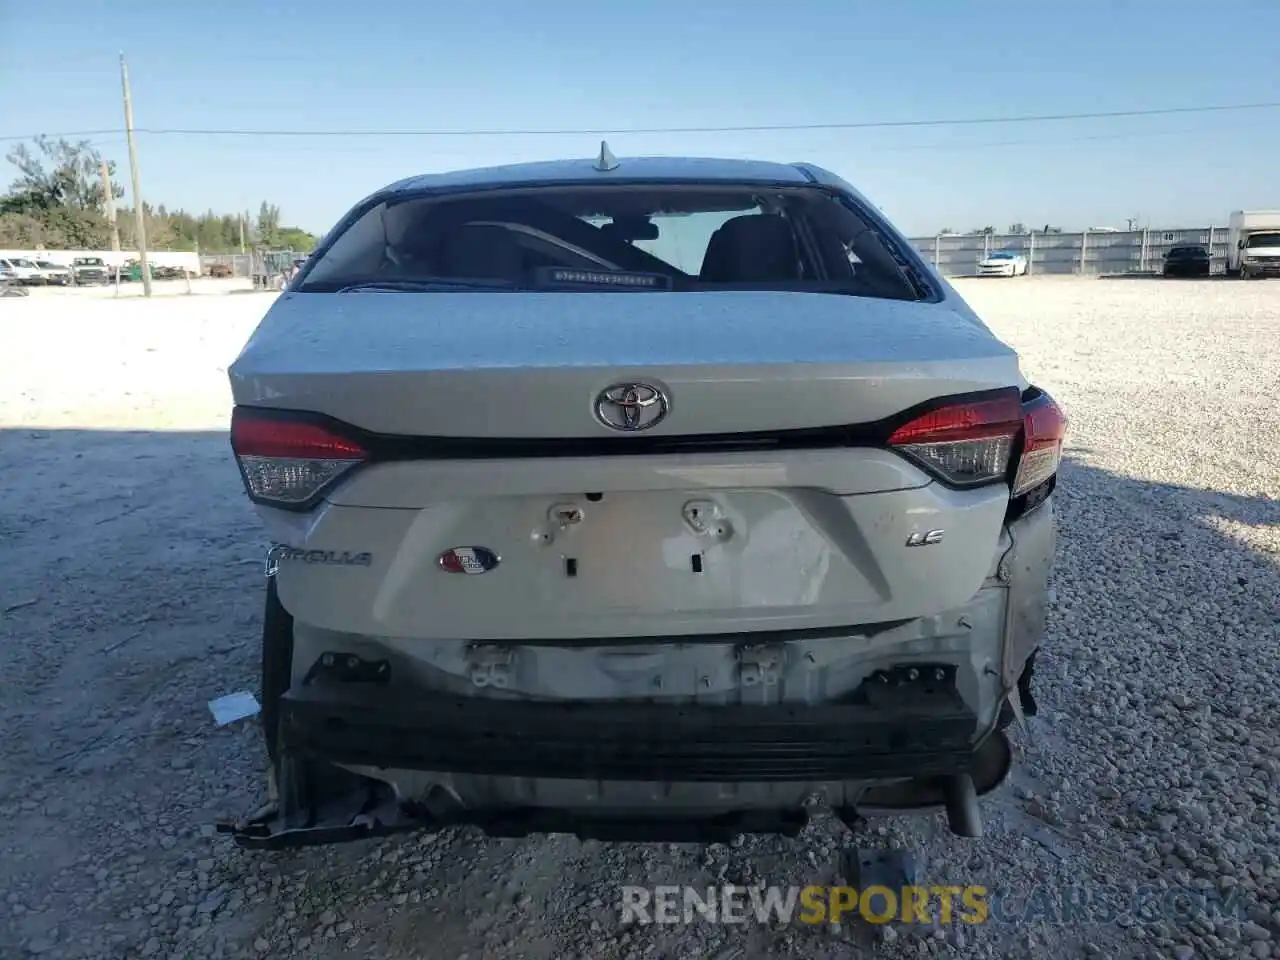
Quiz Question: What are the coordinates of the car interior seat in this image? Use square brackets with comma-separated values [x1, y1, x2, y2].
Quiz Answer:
[435, 224, 526, 282]
[699, 214, 802, 283]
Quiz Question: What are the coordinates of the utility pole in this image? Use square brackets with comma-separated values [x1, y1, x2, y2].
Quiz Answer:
[238, 214, 246, 254]
[119, 52, 152, 297]
[100, 159, 121, 251]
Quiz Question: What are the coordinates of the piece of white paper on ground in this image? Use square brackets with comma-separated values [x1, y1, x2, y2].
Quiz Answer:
[209, 691, 261, 726]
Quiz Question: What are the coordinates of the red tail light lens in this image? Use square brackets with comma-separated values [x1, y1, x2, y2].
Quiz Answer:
[230, 407, 367, 508]
[1012, 392, 1067, 496]
[887, 389, 1023, 487]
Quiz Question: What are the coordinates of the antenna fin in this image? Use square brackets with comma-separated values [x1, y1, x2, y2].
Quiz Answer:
[594, 140, 619, 172]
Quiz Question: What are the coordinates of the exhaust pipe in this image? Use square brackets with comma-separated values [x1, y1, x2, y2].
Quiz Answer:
[940, 772, 982, 838]
[847, 728, 1013, 838]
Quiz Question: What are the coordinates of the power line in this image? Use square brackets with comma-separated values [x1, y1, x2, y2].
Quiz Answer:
[876, 125, 1231, 153]
[0, 129, 121, 143]
[2, 100, 1278, 144]
[101, 100, 1280, 136]
[119, 124, 1233, 161]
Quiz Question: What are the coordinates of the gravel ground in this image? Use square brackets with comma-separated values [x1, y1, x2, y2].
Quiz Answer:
[0, 276, 1277, 960]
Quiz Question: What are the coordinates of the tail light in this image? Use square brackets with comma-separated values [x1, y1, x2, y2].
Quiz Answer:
[1011, 390, 1067, 496]
[887, 389, 1024, 487]
[887, 386, 1067, 499]
[230, 407, 366, 509]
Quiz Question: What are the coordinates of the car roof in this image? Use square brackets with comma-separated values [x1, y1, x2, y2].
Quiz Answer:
[383, 155, 815, 194]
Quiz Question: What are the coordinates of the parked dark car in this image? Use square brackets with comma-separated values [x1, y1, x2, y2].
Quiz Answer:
[1162, 244, 1211, 278]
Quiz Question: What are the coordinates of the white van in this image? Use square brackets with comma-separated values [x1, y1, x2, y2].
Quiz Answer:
[1226, 210, 1280, 278]
[0, 257, 44, 284]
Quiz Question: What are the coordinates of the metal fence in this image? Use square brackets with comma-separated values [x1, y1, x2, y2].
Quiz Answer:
[198, 250, 302, 285]
[198, 253, 254, 278]
[907, 226, 1226, 277]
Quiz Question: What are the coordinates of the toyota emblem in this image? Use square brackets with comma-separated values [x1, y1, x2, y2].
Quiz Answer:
[594, 382, 669, 432]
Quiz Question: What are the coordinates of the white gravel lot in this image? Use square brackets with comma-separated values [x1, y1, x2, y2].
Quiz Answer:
[1, 277, 1278, 960]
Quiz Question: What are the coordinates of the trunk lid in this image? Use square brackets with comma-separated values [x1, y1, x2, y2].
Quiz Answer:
[228, 291, 1020, 437]
[238, 291, 1025, 640]
[273, 477, 1012, 640]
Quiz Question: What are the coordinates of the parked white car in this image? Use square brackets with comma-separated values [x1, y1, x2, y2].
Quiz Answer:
[0, 265, 29, 295]
[0, 257, 45, 284]
[218, 151, 1066, 852]
[977, 250, 1028, 277]
[34, 260, 72, 285]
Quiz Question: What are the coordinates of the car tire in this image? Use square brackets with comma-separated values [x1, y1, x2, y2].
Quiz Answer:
[260, 577, 294, 764]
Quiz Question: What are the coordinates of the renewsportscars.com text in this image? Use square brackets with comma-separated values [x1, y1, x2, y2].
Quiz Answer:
[620, 884, 1250, 927]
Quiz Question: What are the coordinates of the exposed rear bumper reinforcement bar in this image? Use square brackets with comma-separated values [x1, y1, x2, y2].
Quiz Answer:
[217, 663, 1011, 849]
[279, 662, 979, 782]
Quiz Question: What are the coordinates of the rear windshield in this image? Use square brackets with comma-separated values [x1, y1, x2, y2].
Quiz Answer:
[298, 184, 926, 301]
[1245, 232, 1280, 248]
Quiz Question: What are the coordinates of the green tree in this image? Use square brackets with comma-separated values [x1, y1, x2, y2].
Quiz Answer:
[2, 137, 313, 254]
[277, 226, 318, 252]
[257, 201, 282, 247]
[1, 137, 125, 247]
[5, 136, 122, 213]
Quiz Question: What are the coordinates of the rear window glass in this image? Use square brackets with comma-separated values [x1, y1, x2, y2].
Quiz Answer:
[299, 184, 925, 301]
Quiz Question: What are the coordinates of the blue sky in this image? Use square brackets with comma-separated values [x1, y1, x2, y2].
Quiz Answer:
[3, 0, 1279, 237]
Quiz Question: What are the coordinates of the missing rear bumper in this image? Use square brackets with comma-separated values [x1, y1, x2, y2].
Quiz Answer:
[218, 663, 1011, 848]
[215, 769, 814, 849]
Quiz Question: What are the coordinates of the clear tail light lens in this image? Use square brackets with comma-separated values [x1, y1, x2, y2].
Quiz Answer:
[887, 389, 1023, 487]
[230, 407, 367, 509]
[1012, 391, 1067, 496]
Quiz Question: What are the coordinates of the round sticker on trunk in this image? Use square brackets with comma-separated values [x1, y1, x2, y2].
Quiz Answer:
[438, 547, 501, 574]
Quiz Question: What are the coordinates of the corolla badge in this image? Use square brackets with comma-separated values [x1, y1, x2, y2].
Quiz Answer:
[438, 546, 501, 575]
[594, 382, 669, 432]
[266, 544, 373, 569]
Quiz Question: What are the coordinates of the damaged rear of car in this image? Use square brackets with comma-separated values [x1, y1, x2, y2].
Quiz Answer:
[218, 154, 1064, 849]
